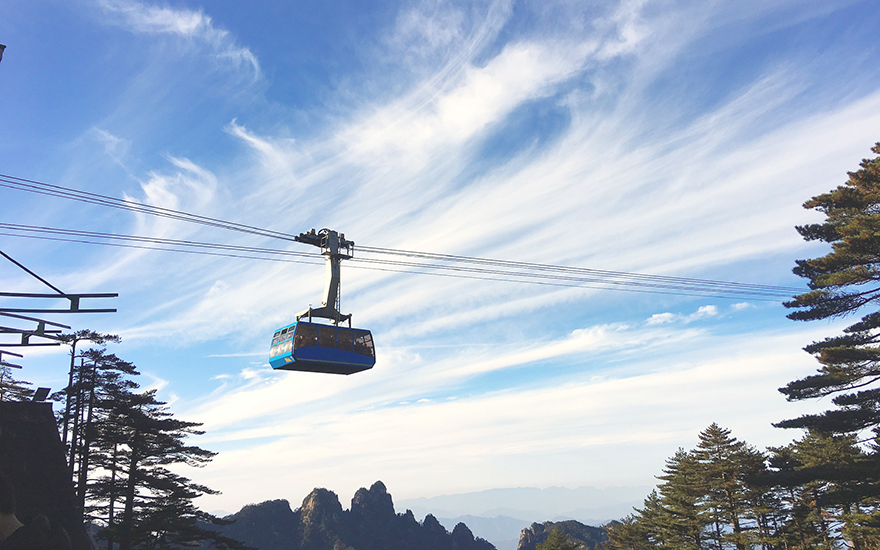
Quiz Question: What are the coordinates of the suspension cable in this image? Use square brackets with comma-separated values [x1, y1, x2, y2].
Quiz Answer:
[0, 174, 804, 299]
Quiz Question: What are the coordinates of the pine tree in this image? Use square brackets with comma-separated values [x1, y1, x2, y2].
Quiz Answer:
[691, 424, 767, 550]
[780, 142, 880, 434]
[637, 490, 671, 549]
[602, 515, 652, 550]
[46, 343, 245, 550]
[777, 141, 880, 545]
[68, 349, 140, 519]
[604, 425, 778, 550]
[775, 432, 880, 550]
[765, 444, 824, 550]
[602, 452, 707, 550]
[54, 330, 121, 457]
[95, 389, 245, 550]
[655, 450, 704, 550]
[537, 528, 580, 550]
[0, 365, 33, 401]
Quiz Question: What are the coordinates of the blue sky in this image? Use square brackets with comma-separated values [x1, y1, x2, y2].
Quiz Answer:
[2, 0, 880, 514]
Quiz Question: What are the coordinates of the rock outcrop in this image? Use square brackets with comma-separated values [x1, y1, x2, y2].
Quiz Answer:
[216, 499, 299, 550]
[208, 481, 495, 550]
[299, 489, 350, 550]
[516, 520, 607, 550]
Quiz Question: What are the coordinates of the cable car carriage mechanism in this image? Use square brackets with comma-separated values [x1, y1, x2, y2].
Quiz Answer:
[269, 229, 375, 375]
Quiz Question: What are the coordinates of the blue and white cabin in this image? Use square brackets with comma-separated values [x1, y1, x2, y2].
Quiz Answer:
[269, 321, 375, 375]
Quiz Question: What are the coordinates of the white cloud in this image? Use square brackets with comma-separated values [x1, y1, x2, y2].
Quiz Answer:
[96, 0, 260, 79]
[89, 127, 132, 166]
[381, 0, 513, 77]
[43, 155, 228, 296]
[647, 312, 677, 325]
[239, 369, 263, 381]
[142, 371, 169, 393]
[340, 39, 591, 165]
[181, 319, 707, 438]
[390, 0, 467, 57]
[101, 82, 880, 359]
[689, 305, 719, 320]
[595, 0, 651, 59]
[646, 305, 719, 326]
[44, 0, 877, 376]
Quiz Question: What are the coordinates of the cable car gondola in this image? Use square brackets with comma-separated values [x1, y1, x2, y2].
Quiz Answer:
[269, 320, 374, 374]
[269, 229, 375, 375]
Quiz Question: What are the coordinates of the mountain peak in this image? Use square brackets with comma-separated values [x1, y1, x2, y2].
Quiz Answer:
[351, 480, 394, 519]
[301, 488, 344, 521]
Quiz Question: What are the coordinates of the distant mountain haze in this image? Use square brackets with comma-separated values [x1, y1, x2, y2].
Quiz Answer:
[398, 485, 644, 550]
[436, 516, 531, 550]
[395, 485, 648, 521]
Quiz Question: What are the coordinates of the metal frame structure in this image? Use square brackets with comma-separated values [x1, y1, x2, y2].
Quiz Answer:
[0, 349, 23, 369]
[0, 250, 117, 356]
[294, 229, 354, 325]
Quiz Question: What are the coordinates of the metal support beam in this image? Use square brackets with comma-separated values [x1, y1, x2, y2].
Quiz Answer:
[0, 349, 23, 369]
[294, 228, 354, 325]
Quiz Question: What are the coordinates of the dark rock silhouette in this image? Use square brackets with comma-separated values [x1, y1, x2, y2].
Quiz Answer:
[299, 488, 349, 550]
[207, 481, 495, 550]
[516, 520, 607, 550]
[216, 499, 298, 550]
[348, 481, 397, 550]
[451, 522, 480, 549]
[0, 402, 91, 550]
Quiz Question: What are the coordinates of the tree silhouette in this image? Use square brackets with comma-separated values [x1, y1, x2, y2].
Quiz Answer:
[56, 330, 121, 450]
[49, 332, 245, 550]
[777, 141, 880, 543]
[67, 349, 139, 518]
[691, 424, 767, 550]
[537, 528, 580, 550]
[0, 364, 33, 401]
[603, 425, 773, 550]
[90, 390, 245, 550]
[780, 142, 880, 435]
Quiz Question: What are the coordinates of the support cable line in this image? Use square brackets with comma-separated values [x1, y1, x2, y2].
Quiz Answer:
[0, 173, 301, 243]
[0, 222, 800, 300]
[0, 226, 771, 300]
[357, 245, 799, 294]
[0, 173, 804, 299]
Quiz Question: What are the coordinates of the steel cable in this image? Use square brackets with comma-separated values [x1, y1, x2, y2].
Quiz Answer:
[0, 173, 804, 299]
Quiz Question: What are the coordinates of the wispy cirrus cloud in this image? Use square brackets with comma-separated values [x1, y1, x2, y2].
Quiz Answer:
[102, 0, 880, 354]
[95, 0, 261, 79]
[388, 0, 469, 60]
[48, 155, 227, 293]
[340, 40, 591, 163]
[88, 128, 132, 167]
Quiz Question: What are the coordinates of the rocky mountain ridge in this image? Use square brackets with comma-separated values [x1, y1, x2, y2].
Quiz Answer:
[206, 481, 494, 550]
